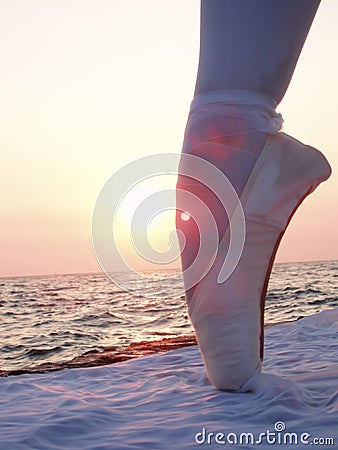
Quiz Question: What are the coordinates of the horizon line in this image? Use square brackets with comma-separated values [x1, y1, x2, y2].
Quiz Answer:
[1, 257, 337, 280]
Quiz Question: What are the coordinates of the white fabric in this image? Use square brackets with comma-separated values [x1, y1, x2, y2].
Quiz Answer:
[0, 308, 337, 449]
[190, 89, 284, 136]
[179, 90, 283, 203]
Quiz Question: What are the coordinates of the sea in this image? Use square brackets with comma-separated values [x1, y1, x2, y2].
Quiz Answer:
[1, 260, 337, 374]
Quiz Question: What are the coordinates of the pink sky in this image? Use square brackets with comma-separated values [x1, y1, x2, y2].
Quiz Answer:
[1, 1, 337, 277]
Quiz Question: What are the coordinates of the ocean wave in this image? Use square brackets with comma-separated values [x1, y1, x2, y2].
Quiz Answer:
[0, 261, 337, 372]
[25, 346, 64, 359]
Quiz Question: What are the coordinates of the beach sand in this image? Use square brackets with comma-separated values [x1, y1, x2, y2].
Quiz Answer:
[0, 308, 337, 449]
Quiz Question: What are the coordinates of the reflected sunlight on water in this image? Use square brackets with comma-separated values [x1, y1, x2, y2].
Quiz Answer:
[0, 260, 337, 371]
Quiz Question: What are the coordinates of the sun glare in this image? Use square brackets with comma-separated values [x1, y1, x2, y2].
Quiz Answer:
[180, 212, 190, 222]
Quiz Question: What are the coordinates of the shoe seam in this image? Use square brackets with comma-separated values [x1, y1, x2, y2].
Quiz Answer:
[245, 215, 283, 231]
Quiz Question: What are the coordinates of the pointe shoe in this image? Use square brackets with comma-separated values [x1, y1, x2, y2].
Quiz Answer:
[179, 132, 331, 391]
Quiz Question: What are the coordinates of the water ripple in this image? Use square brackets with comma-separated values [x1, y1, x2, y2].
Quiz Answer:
[0, 260, 337, 372]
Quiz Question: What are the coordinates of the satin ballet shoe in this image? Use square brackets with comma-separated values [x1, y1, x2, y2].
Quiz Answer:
[179, 132, 331, 391]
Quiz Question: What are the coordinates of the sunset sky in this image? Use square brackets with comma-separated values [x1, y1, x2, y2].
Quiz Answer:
[1, 0, 337, 277]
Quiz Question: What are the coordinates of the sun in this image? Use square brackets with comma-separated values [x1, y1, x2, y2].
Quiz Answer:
[112, 174, 180, 268]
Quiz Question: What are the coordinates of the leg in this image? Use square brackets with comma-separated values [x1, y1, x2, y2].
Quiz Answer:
[195, 0, 320, 104]
[176, 0, 330, 390]
[179, 0, 321, 281]
[187, 0, 321, 199]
